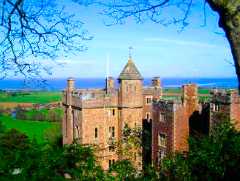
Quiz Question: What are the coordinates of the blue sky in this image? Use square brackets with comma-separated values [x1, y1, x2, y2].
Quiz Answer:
[51, 1, 236, 78]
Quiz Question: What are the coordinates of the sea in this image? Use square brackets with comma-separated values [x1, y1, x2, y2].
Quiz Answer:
[0, 77, 238, 91]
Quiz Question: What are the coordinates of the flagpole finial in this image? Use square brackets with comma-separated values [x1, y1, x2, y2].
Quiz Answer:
[128, 46, 133, 60]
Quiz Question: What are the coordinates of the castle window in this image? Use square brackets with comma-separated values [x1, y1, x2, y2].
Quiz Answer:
[95, 128, 98, 138]
[146, 112, 150, 120]
[213, 103, 220, 112]
[109, 126, 115, 138]
[159, 113, 166, 122]
[109, 159, 115, 168]
[158, 133, 166, 147]
[146, 96, 153, 105]
[112, 109, 115, 116]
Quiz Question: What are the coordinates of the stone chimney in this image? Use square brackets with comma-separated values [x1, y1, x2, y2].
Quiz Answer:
[106, 76, 115, 94]
[67, 78, 75, 92]
[66, 78, 74, 105]
[182, 84, 198, 116]
[63, 78, 75, 145]
[152, 77, 161, 87]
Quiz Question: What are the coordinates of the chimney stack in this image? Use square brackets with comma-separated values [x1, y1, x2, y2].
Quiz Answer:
[67, 78, 75, 92]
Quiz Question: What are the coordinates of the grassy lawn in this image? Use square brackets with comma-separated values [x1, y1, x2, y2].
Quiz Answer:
[0, 115, 60, 144]
[0, 91, 61, 104]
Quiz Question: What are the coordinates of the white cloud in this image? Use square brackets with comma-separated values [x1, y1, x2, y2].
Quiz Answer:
[56, 59, 94, 66]
[143, 37, 217, 48]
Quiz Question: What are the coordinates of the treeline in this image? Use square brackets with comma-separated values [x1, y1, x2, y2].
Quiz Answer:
[0, 120, 240, 180]
[15, 107, 63, 122]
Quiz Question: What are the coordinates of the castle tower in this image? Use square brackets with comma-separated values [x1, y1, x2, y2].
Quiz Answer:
[118, 57, 143, 127]
[175, 84, 199, 152]
[118, 56, 143, 168]
[62, 78, 75, 145]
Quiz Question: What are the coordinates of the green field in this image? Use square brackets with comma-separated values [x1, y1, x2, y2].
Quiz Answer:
[163, 88, 210, 94]
[0, 91, 62, 104]
[0, 115, 60, 144]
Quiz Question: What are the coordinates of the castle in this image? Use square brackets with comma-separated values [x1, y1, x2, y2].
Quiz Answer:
[62, 56, 240, 170]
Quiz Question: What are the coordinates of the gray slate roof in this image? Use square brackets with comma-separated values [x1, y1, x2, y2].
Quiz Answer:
[118, 59, 143, 80]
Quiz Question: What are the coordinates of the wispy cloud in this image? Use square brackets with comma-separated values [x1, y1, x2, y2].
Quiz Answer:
[56, 59, 94, 66]
[144, 37, 217, 48]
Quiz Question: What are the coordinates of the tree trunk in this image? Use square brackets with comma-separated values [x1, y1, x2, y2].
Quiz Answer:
[207, 0, 240, 94]
[225, 28, 240, 93]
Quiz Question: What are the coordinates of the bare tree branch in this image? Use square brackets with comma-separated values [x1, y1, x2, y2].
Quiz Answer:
[0, 0, 92, 81]
[87, 0, 195, 29]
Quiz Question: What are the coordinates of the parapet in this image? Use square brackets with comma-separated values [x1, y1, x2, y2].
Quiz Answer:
[153, 99, 182, 112]
[63, 88, 118, 109]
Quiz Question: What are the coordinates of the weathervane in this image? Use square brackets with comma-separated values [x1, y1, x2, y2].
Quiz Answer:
[128, 46, 133, 59]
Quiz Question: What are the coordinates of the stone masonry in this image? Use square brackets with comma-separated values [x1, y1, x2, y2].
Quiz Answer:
[62, 56, 240, 170]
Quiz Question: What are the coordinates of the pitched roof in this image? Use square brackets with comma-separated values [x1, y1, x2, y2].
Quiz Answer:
[118, 58, 143, 80]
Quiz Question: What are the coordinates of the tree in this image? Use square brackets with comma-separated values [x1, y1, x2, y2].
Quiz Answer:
[0, 128, 108, 180]
[85, 0, 240, 92]
[0, 0, 91, 80]
[115, 124, 142, 164]
[108, 159, 136, 181]
[0, 129, 35, 179]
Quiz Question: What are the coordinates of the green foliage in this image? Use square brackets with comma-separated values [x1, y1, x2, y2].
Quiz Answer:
[0, 129, 107, 181]
[0, 121, 5, 134]
[0, 91, 61, 104]
[0, 115, 59, 144]
[116, 124, 142, 160]
[44, 124, 62, 146]
[0, 129, 40, 180]
[160, 153, 191, 181]
[108, 160, 136, 181]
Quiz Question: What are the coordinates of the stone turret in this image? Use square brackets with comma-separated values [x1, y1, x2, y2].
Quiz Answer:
[152, 77, 161, 87]
[118, 56, 143, 169]
[118, 58, 143, 109]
